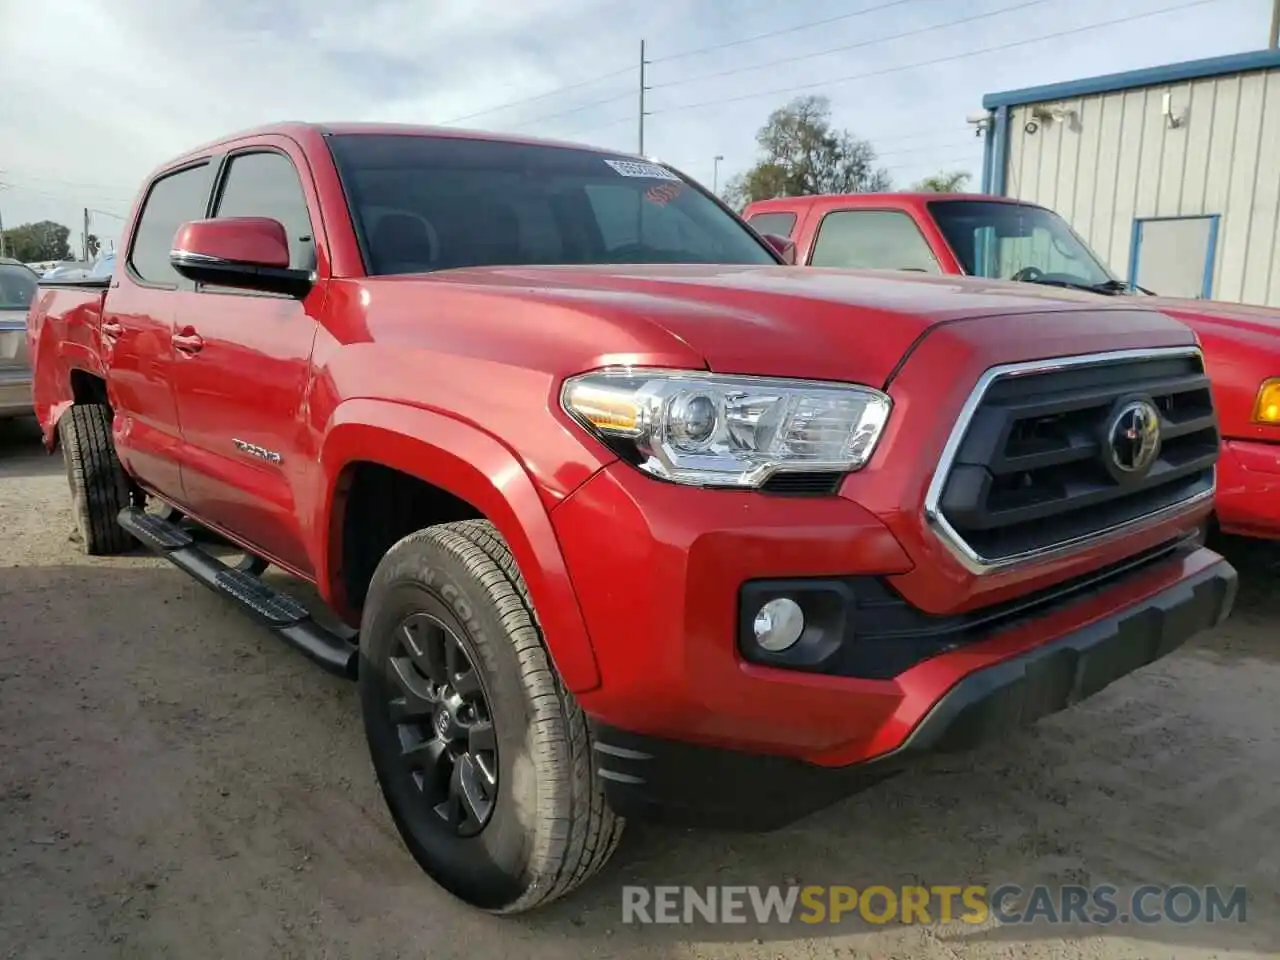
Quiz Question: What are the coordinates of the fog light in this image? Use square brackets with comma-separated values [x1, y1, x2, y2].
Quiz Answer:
[753, 598, 805, 652]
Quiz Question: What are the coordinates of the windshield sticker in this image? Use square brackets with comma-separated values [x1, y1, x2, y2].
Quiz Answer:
[604, 158, 680, 181]
[644, 183, 683, 206]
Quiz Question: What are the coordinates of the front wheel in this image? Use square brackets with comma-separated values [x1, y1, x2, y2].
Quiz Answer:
[357, 519, 623, 912]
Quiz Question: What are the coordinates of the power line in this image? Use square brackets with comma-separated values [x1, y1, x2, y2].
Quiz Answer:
[881, 153, 983, 174]
[432, 0, 927, 129]
[0, 180, 132, 210]
[650, 0, 1224, 115]
[507, 89, 635, 131]
[436, 65, 634, 125]
[649, 0, 927, 64]
[0, 167, 136, 196]
[647, 0, 1051, 91]
[876, 138, 985, 159]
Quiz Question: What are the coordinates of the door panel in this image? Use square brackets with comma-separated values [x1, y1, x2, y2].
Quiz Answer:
[168, 145, 323, 575]
[167, 287, 321, 573]
[104, 161, 214, 501]
[100, 287, 185, 497]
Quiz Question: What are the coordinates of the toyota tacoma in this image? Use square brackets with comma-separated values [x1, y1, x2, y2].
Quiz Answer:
[27, 123, 1236, 913]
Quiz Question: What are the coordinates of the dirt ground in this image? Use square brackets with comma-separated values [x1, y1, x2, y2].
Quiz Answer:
[1, 415, 1277, 960]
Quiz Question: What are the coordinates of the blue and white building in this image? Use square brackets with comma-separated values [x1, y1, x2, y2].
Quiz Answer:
[979, 49, 1280, 305]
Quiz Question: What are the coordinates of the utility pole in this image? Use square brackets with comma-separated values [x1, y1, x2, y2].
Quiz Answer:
[83, 208, 91, 261]
[1271, 0, 1279, 48]
[638, 40, 648, 156]
[713, 155, 724, 195]
[0, 200, 6, 259]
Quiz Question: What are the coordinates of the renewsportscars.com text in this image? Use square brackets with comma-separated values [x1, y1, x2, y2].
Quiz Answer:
[621, 884, 1248, 926]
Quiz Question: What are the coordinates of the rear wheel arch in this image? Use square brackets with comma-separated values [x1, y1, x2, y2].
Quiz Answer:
[318, 401, 602, 694]
[69, 368, 110, 407]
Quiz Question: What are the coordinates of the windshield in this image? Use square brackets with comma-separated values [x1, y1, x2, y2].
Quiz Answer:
[326, 134, 778, 275]
[929, 200, 1117, 289]
[0, 264, 37, 310]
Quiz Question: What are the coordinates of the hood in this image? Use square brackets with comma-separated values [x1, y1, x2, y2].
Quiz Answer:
[412, 264, 1180, 385]
[1137, 294, 1280, 339]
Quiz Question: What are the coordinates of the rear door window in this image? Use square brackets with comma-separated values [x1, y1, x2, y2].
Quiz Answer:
[128, 163, 213, 286]
[809, 209, 940, 273]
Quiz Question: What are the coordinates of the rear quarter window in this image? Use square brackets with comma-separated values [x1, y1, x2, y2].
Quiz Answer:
[746, 211, 798, 238]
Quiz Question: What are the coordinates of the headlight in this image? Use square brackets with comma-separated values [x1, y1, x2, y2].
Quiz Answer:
[561, 368, 892, 487]
[1252, 378, 1280, 424]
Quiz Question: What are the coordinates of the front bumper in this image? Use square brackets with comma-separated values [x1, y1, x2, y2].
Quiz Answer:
[557, 462, 1222, 763]
[0, 368, 33, 418]
[1214, 438, 1280, 540]
[590, 553, 1236, 829]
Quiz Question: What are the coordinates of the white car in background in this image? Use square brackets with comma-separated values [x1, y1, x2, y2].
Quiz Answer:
[41, 261, 94, 281]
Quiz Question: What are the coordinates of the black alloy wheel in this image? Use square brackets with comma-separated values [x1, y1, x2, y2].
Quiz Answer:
[386, 611, 499, 837]
[358, 520, 624, 912]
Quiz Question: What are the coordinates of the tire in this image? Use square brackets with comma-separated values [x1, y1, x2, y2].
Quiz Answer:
[58, 403, 134, 556]
[358, 519, 623, 913]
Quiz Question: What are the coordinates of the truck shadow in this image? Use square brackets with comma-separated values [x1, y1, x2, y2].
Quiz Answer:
[2, 541, 1276, 957]
[511, 536, 1280, 954]
[0, 416, 60, 479]
[1191, 532, 1280, 666]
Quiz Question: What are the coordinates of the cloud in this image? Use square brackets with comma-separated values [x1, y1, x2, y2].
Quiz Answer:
[0, 0, 1268, 255]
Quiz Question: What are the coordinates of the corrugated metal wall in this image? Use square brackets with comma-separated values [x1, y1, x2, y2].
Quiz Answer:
[1004, 66, 1280, 306]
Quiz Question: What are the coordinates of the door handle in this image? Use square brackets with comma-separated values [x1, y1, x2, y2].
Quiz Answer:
[172, 330, 204, 355]
[101, 319, 124, 341]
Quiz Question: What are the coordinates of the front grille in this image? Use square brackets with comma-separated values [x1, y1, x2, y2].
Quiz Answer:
[929, 349, 1218, 567]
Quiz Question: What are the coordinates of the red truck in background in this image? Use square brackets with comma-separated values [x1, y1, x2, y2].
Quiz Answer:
[743, 192, 1280, 541]
[27, 124, 1237, 913]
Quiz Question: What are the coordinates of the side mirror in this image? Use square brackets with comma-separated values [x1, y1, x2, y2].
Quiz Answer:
[761, 233, 797, 265]
[170, 217, 312, 298]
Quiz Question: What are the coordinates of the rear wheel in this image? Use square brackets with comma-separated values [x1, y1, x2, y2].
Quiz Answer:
[58, 403, 134, 556]
[358, 519, 623, 912]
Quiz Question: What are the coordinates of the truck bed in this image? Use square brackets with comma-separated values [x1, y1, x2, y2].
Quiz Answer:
[27, 282, 111, 447]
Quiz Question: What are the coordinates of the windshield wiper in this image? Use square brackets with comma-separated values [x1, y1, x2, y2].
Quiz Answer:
[1015, 276, 1132, 297]
[1090, 279, 1133, 295]
[1017, 276, 1098, 294]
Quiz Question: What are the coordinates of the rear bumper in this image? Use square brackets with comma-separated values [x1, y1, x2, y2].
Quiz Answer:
[0, 369, 33, 418]
[1215, 438, 1280, 539]
[590, 552, 1236, 830]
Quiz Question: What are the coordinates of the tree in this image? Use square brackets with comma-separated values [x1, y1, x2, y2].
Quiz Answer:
[913, 170, 972, 193]
[0, 220, 73, 261]
[87, 234, 101, 258]
[724, 95, 892, 209]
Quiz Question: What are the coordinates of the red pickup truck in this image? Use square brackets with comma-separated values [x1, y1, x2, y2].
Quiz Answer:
[28, 123, 1236, 913]
[744, 192, 1280, 541]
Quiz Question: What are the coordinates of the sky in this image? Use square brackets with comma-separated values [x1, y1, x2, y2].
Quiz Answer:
[0, 0, 1272, 257]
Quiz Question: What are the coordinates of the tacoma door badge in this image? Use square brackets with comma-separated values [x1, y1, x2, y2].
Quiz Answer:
[233, 438, 283, 465]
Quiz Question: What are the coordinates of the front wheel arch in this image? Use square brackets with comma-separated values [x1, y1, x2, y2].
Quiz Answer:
[317, 399, 602, 694]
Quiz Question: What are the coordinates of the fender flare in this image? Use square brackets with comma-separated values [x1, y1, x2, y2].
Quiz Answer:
[33, 332, 108, 450]
[316, 398, 602, 694]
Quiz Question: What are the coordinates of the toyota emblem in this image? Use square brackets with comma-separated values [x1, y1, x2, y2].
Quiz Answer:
[1108, 398, 1162, 475]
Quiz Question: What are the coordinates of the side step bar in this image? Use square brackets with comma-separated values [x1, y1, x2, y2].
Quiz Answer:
[119, 507, 358, 679]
